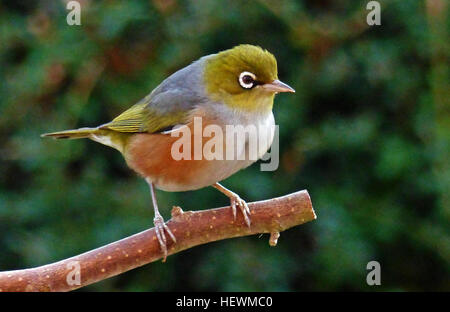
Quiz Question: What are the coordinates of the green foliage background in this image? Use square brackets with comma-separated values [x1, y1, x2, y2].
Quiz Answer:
[0, 0, 448, 291]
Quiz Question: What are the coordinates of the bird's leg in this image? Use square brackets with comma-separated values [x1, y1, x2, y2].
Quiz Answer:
[212, 182, 251, 227]
[146, 179, 176, 261]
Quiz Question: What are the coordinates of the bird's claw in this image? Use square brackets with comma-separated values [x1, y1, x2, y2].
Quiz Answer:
[153, 214, 176, 262]
[230, 194, 251, 227]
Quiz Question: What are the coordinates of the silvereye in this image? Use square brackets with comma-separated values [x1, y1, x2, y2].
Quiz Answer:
[42, 44, 295, 259]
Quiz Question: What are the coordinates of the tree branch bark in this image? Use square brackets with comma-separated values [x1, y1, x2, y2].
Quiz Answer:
[0, 190, 315, 292]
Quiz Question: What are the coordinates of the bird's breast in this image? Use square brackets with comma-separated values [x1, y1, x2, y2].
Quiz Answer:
[124, 107, 275, 192]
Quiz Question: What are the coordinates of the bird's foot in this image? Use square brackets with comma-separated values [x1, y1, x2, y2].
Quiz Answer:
[228, 192, 251, 227]
[153, 213, 176, 262]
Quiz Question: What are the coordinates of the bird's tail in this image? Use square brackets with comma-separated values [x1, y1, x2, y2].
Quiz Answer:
[41, 127, 99, 139]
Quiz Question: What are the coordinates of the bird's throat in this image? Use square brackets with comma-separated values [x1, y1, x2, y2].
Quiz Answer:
[221, 91, 275, 113]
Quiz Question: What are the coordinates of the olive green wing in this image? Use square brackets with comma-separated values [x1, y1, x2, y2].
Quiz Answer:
[100, 104, 188, 133]
[99, 99, 190, 134]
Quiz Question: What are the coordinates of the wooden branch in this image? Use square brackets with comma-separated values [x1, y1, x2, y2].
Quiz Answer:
[0, 190, 316, 292]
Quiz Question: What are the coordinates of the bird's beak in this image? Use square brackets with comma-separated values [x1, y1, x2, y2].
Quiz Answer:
[262, 80, 295, 93]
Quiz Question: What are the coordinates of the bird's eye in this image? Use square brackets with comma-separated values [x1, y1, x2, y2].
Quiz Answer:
[239, 71, 256, 89]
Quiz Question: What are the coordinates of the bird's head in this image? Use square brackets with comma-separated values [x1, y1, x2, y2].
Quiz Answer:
[203, 44, 295, 113]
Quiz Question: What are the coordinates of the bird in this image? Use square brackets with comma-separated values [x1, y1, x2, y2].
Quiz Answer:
[42, 44, 295, 260]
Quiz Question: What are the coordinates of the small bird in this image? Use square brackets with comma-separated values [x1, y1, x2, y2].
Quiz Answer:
[42, 44, 295, 259]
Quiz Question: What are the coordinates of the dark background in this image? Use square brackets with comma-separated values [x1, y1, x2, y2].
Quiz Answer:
[0, 0, 448, 291]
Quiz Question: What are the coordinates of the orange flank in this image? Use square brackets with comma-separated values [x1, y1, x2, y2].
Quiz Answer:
[124, 112, 228, 192]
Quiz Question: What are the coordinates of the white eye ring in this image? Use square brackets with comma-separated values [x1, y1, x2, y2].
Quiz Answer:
[239, 71, 256, 89]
